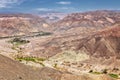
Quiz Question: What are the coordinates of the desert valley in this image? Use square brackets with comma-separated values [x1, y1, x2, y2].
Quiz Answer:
[0, 10, 119, 80]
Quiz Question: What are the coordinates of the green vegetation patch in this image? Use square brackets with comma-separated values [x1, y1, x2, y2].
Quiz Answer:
[91, 72, 101, 75]
[35, 32, 52, 37]
[101, 69, 108, 74]
[53, 63, 58, 69]
[16, 57, 46, 62]
[109, 74, 119, 79]
[89, 70, 119, 79]
[89, 70, 101, 75]
[9, 38, 30, 45]
[30, 31, 52, 37]
[15, 57, 46, 66]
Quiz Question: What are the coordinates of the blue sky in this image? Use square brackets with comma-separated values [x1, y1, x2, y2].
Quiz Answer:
[0, 0, 120, 13]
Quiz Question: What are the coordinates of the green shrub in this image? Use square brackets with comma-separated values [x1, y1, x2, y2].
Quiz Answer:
[16, 57, 46, 62]
[16, 57, 36, 62]
[89, 71, 101, 75]
[39, 62, 45, 67]
[35, 32, 52, 37]
[53, 63, 58, 68]
[36, 58, 46, 61]
[109, 74, 118, 79]
[89, 70, 93, 73]
[113, 68, 119, 71]
[92, 72, 101, 74]
[15, 57, 46, 66]
[102, 69, 108, 74]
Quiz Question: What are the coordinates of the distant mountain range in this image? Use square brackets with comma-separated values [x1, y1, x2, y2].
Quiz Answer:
[53, 10, 120, 32]
[38, 11, 67, 22]
[0, 10, 119, 36]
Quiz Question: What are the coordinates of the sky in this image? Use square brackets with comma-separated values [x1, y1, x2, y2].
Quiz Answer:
[0, 0, 120, 13]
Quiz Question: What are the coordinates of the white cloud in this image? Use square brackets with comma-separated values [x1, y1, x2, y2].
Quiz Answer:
[35, 7, 75, 12]
[59, 7, 75, 10]
[36, 8, 53, 11]
[56, 1, 71, 5]
[0, 0, 24, 8]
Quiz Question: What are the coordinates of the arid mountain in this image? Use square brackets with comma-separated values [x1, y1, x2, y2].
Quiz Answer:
[0, 13, 50, 37]
[53, 10, 120, 32]
[47, 24, 120, 59]
[0, 10, 119, 37]
[39, 25, 120, 79]
[14, 24, 119, 65]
